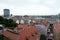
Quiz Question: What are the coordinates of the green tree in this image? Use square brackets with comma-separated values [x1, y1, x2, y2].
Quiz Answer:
[0, 16, 4, 24]
[4, 19, 17, 29]
[40, 34, 47, 40]
[0, 16, 17, 29]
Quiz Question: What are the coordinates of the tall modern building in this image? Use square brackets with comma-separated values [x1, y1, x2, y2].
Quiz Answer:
[4, 9, 10, 17]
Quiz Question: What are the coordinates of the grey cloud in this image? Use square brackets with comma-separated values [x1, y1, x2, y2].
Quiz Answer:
[0, 0, 60, 15]
[0, 0, 41, 7]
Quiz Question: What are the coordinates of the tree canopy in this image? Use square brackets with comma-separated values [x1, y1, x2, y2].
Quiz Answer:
[40, 34, 47, 40]
[0, 16, 17, 29]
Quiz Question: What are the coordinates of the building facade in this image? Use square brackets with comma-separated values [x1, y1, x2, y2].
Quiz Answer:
[4, 9, 10, 17]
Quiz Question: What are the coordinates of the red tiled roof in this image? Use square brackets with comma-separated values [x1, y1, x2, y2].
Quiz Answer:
[37, 20, 49, 26]
[17, 24, 41, 40]
[2, 31, 20, 40]
[54, 22, 60, 33]
[3, 24, 41, 40]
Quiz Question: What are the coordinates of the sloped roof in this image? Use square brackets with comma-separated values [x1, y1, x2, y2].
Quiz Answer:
[3, 24, 41, 40]
[35, 25, 47, 35]
[54, 22, 60, 33]
[17, 24, 41, 40]
[2, 30, 20, 40]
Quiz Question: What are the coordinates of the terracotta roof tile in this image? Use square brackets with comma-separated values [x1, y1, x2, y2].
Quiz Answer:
[3, 24, 41, 40]
[2, 31, 20, 40]
[18, 24, 41, 40]
[54, 22, 60, 33]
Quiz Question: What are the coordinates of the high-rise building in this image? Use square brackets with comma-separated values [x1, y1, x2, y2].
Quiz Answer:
[4, 9, 10, 17]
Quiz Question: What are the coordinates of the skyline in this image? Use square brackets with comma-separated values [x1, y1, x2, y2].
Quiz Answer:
[0, 0, 60, 15]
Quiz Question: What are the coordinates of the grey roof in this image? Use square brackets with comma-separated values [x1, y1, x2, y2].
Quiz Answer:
[35, 25, 47, 35]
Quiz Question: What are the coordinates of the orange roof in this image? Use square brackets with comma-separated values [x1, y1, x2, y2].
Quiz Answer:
[37, 20, 49, 26]
[17, 24, 41, 40]
[54, 22, 60, 33]
[3, 30, 20, 40]
[3, 24, 41, 40]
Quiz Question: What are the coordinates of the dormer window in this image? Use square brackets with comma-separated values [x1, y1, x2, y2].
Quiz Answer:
[31, 32, 37, 37]
[34, 32, 38, 35]
[26, 37, 29, 40]
[31, 33, 35, 37]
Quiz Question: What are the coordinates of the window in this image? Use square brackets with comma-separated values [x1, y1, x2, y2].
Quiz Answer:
[31, 32, 36, 37]
[31, 32, 38, 37]
[31, 33, 34, 37]
[34, 32, 38, 35]
[26, 37, 29, 40]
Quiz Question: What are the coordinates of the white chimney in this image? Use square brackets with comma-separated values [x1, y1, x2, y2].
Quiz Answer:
[28, 19, 31, 25]
[20, 19, 24, 24]
[16, 20, 19, 24]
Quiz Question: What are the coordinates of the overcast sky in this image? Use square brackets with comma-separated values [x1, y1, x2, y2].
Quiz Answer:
[0, 0, 60, 15]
